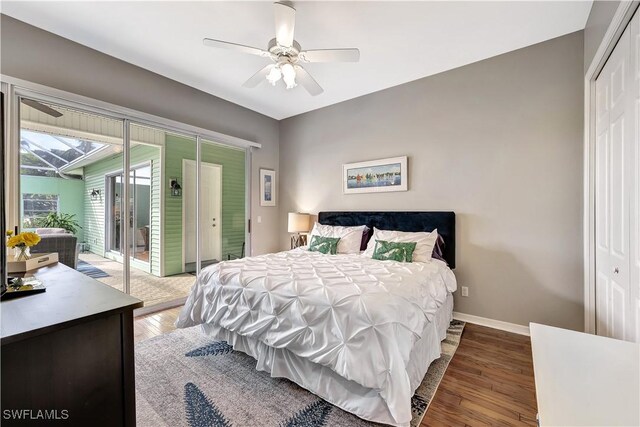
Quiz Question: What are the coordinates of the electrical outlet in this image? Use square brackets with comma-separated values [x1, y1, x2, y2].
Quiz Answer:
[461, 286, 469, 297]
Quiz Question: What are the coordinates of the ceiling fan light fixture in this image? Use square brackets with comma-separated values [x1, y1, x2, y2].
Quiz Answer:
[266, 66, 282, 86]
[281, 63, 297, 89]
[203, 2, 359, 96]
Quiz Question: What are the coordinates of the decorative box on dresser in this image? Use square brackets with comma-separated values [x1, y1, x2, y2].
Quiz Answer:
[1, 263, 143, 426]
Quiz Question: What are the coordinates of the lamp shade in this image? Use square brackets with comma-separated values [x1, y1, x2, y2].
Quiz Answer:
[288, 212, 310, 233]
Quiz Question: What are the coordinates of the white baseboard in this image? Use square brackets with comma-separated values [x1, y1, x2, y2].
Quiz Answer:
[453, 312, 530, 336]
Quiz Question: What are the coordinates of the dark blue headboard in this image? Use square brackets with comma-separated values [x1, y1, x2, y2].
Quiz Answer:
[318, 211, 456, 268]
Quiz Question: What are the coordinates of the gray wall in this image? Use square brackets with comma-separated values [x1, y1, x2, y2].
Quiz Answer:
[0, 14, 280, 256]
[584, 1, 621, 71]
[279, 31, 585, 330]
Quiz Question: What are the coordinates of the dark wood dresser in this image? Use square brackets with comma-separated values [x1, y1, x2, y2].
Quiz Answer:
[1, 263, 143, 426]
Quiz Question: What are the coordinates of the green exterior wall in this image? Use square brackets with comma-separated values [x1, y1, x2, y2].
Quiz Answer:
[84, 144, 162, 276]
[164, 134, 245, 276]
[20, 175, 86, 242]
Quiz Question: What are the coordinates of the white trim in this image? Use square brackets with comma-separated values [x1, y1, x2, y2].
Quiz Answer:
[123, 118, 131, 295]
[583, 1, 639, 335]
[134, 297, 188, 317]
[159, 139, 166, 277]
[246, 147, 252, 257]
[1, 81, 9, 232]
[6, 83, 20, 231]
[181, 159, 188, 274]
[0, 75, 261, 150]
[453, 311, 530, 336]
[196, 136, 202, 277]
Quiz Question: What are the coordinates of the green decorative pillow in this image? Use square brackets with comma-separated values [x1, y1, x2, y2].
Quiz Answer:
[372, 240, 417, 262]
[309, 236, 341, 255]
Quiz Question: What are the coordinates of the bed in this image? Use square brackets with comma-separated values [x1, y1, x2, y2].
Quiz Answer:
[176, 211, 457, 426]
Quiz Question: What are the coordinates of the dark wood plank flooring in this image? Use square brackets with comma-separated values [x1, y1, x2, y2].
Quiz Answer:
[134, 308, 537, 426]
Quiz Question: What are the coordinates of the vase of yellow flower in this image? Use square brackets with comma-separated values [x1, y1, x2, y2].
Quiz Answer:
[6, 231, 41, 261]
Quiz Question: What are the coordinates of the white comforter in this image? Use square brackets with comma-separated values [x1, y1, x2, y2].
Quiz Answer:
[176, 249, 456, 425]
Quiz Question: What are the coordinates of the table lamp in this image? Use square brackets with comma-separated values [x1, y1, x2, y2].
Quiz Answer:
[288, 212, 310, 249]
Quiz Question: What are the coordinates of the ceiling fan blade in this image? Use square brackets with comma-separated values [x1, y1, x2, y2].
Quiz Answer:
[294, 65, 323, 96]
[299, 48, 360, 63]
[242, 64, 275, 88]
[203, 38, 271, 58]
[274, 2, 295, 48]
[21, 98, 63, 118]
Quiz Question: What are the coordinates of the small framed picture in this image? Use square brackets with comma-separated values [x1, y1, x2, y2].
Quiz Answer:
[260, 168, 276, 206]
[343, 156, 408, 194]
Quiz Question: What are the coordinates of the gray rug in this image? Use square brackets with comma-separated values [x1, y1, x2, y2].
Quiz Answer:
[76, 260, 110, 279]
[135, 320, 465, 427]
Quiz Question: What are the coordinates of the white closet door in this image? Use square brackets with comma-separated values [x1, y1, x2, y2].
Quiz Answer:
[631, 11, 640, 343]
[595, 23, 633, 341]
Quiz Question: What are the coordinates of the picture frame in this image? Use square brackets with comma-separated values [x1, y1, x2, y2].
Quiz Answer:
[343, 156, 408, 194]
[260, 168, 276, 206]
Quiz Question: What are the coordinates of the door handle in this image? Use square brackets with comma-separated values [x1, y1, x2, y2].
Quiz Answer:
[614, 267, 619, 274]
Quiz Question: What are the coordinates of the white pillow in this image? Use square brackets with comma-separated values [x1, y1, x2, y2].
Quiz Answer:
[363, 228, 439, 262]
[309, 223, 367, 254]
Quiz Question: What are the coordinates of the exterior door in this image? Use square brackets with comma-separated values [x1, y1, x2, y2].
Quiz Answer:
[183, 160, 222, 267]
[595, 15, 637, 342]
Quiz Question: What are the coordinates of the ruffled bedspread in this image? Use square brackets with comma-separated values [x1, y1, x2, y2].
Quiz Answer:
[176, 249, 456, 425]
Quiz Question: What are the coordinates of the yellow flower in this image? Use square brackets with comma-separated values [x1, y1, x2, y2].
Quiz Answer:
[6, 235, 25, 248]
[6, 230, 13, 237]
[21, 232, 41, 247]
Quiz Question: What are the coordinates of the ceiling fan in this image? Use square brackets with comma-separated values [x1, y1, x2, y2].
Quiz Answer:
[203, 2, 360, 96]
[21, 98, 63, 118]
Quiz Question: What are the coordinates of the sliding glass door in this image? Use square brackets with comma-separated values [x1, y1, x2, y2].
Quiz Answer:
[17, 97, 125, 292]
[127, 124, 198, 307]
[105, 163, 152, 266]
[9, 90, 249, 312]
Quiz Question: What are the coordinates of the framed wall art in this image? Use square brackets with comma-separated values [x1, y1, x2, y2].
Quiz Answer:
[260, 168, 276, 206]
[343, 156, 408, 194]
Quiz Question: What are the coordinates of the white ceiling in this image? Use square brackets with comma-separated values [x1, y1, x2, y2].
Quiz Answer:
[2, 1, 592, 120]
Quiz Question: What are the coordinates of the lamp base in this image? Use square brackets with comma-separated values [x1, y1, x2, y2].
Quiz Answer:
[290, 234, 307, 249]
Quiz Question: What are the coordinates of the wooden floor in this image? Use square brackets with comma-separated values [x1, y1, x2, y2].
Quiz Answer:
[135, 308, 537, 427]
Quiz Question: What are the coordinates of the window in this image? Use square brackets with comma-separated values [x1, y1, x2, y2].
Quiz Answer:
[22, 193, 59, 228]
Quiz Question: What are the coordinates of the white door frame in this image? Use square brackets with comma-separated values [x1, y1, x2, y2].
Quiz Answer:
[584, 1, 640, 334]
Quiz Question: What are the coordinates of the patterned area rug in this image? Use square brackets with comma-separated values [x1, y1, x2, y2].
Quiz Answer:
[135, 320, 465, 427]
[76, 260, 110, 279]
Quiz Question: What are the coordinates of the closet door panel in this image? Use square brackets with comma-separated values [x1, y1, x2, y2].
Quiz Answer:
[595, 23, 632, 340]
[610, 116, 627, 262]
[609, 111, 629, 340]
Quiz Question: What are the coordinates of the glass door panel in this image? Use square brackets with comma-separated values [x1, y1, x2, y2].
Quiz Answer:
[130, 164, 151, 263]
[17, 97, 125, 292]
[128, 123, 195, 308]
